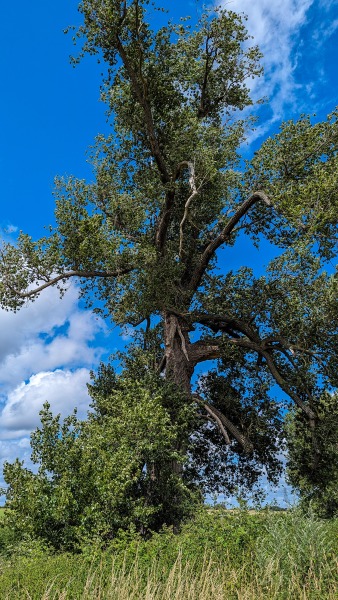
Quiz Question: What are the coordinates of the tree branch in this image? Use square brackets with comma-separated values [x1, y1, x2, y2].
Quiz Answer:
[169, 308, 317, 422]
[198, 34, 219, 119]
[178, 162, 202, 258]
[188, 191, 271, 291]
[203, 403, 231, 445]
[115, 36, 170, 185]
[155, 160, 201, 250]
[193, 313, 260, 343]
[4, 267, 134, 300]
[230, 337, 316, 421]
[155, 189, 176, 251]
[194, 394, 253, 452]
[189, 339, 222, 364]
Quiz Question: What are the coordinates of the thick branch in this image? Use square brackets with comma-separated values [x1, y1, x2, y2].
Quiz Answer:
[189, 339, 221, 364]
[259, 348, 316, 422]
[230, 338, 316, 421]
[155, 189, 176, 251]
[189, 191, 271, 291]
[193, 313, 260, 343]
[203, 403, 231, 445]
[169, 308, 317, 422]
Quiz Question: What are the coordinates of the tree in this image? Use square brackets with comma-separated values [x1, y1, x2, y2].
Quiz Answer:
[286, 392, 338, 518]
[1, 1, 338, 531]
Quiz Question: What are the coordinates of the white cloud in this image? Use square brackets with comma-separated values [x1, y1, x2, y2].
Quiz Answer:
[4, 224, 18, 234]
[230, 0, 313, 118]
[0, 367, 94, 494]
[0, 368, 92, 439]
[0, 284, 105, 394]
[222, 0, 338, 137]
[312, 16, 338, 44]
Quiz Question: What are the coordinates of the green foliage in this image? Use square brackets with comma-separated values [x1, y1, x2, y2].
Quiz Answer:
[246, 111, 338, 258]
[256, 508, 338, 593]
[0, 509, 336, 599]
[286, 393, 338, 518]
[3, 364, 198, 550]
[1, 0, 338, 545]
[190, 369, 284, 495]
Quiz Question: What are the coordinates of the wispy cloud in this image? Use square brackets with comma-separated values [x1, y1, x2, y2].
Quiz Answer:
[222, 0, 338, 139]
[4, 224, 18, 234]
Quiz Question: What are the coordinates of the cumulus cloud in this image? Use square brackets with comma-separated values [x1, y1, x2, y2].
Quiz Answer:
[0, 284, 105, 394]
[0, 368, 93, 493]
[0, 368, 92, 439]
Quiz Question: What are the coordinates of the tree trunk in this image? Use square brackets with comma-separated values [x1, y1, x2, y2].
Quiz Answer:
[163, 312, 194, 531]
[164, 312, 194, 394]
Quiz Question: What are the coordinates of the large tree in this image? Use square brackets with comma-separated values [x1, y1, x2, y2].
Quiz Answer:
[1, 0, 338, 523]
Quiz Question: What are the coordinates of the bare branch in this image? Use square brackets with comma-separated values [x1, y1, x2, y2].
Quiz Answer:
[203, 403, 231, 445]
[155, 160, 200, 253]
[179, 162, 201, 258]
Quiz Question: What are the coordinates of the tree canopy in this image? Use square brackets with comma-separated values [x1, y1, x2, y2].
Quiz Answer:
[1, 0, 338, 540]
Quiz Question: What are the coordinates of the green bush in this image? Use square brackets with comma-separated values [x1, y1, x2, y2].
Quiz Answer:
[2, 372, 197, 551]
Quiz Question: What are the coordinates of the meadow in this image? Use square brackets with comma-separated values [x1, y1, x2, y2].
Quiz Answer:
[0, 507, 337, 599]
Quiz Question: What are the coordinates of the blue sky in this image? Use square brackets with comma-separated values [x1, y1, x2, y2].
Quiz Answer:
[0, 0, 337, 503]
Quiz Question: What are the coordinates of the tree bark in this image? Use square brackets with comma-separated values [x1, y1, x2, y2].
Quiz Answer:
[163, 312, 194, 531]
[164, 313, 194, 395]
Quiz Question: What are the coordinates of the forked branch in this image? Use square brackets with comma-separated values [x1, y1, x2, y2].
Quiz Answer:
[189, 191, 271, 291]
[194, 394, 253, 452]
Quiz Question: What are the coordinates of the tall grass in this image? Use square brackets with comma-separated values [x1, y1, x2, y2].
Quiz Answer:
[2, 551, 336, 599]
[0, 509, 337, 599]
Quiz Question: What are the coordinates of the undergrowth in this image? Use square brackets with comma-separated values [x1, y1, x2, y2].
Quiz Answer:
[0, 508, 336, 599]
